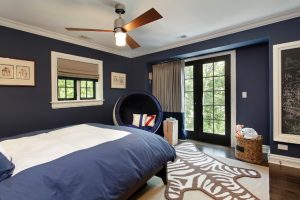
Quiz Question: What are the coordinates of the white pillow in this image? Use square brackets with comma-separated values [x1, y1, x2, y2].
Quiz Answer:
[132, 114, 147, 127]
[0, 144, 11, 161]
[145, 115, 156, 127]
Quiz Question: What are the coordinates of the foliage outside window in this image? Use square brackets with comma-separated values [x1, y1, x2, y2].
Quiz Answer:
[184, 66, 194, 131]
[58, 78, 76, 100]
[202, 61, 226, 135]
[80, 80, 96, 99]
[58, 78, 96, 101]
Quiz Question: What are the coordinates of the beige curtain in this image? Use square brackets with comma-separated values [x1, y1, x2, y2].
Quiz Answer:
[152, 60, 185, 112]
[57, 58, 99, 80]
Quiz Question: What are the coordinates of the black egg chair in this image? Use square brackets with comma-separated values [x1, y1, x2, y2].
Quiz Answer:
[113, 91, 163, 133]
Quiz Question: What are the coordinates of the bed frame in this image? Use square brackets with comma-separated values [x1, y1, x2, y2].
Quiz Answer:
[120, 164, 167, 200]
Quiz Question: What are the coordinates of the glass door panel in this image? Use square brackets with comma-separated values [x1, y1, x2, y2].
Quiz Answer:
[185, 55, 231, 146]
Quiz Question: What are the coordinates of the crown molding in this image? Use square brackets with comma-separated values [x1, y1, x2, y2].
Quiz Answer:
[129, 7, 300, 58]
[0, 17, 130, 58]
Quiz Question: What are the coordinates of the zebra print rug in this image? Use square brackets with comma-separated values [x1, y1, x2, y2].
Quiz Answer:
[165, 142, 261, 200]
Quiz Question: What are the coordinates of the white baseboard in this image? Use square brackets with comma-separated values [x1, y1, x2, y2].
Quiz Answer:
[262, 145, 270, 154]
[269, 154, 300, 169]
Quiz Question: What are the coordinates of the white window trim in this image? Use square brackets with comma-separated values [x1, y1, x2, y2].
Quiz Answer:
[51, 51, 104, 109]
[185, 50, 237, 147]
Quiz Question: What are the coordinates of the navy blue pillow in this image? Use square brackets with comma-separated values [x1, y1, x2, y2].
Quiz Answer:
[0, 153, 15, 181]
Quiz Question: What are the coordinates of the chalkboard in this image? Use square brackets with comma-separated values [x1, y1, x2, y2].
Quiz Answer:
[281, 47, 300, 135]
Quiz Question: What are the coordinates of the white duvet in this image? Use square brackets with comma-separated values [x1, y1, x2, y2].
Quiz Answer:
[0, 124, 130, 176]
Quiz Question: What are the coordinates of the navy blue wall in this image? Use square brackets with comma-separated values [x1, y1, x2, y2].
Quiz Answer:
[131, 17, 300, 158]
[236, 44, 269, 145]
[0, 26, 145, 138]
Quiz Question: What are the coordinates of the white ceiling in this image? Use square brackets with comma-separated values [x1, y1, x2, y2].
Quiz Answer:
[0, 0, 300, 57]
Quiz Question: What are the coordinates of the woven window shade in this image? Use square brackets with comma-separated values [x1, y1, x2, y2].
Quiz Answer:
[57, 58, 99, 80]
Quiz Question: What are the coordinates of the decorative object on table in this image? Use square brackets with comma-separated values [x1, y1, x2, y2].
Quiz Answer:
[165, 142, 262, 200]
[0, 57, 35, 86]
[235, 124, 263, 164]
[111, 72, 126, 89]
[273, 40, 300, 144]
[113, 91, 163, 133]
[163, 117, 178, 145]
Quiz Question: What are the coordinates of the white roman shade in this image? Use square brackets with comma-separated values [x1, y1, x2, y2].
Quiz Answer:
[57, 58, 99, 80]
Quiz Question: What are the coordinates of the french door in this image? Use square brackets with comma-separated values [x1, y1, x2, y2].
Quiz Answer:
[185, 55, 231, 146]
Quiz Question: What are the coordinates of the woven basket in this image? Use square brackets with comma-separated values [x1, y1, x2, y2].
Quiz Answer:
[235, 135, 263, 164]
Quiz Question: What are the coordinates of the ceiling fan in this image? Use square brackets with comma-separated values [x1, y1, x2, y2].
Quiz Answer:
[65, 4, 163, 49]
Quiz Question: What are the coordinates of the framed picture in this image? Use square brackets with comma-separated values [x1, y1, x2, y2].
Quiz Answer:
[0, 57, 35, 86]
[273, 40, 300, 144]
[111, 72, 126, 89]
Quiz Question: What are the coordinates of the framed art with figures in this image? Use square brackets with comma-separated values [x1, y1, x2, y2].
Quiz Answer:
[111, 72, 126, 89]
[0, 57, 35, 86]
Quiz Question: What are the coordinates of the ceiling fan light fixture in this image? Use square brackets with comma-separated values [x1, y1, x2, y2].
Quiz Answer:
[65, 6, 162, 49]
[115, 30, 126, 46]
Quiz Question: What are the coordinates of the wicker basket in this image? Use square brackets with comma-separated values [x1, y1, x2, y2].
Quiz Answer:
[235, 135, 263, 164]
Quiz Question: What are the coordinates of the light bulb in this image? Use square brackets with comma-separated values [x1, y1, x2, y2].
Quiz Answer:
[115, 32, 126, 46]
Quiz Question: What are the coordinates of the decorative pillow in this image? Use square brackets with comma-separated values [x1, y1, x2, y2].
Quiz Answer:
[0, 152, 15, 182]
[132, 114, 147, 127]
[145, 115, 156, 127]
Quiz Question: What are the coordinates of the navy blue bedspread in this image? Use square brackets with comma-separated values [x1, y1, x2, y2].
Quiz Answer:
[0, 124, 176, 200]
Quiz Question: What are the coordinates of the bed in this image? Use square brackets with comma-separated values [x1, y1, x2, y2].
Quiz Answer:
[0, 123, 176, 200]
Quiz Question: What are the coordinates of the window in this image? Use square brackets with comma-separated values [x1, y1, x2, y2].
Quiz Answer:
[202, 61, 226, 135]
[80, 80, 96, 100]
[184, 65, 194, 131]
[58, 78, 76, 100]
[51, 51, 103, 109]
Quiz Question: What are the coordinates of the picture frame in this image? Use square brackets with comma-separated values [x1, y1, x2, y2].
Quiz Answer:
[0, 57, 35, 86]
[111, 72, 126, 89]
[273, 40, 300, 144]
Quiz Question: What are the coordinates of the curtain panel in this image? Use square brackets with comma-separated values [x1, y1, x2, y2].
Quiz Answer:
[152, 60, 187, 139]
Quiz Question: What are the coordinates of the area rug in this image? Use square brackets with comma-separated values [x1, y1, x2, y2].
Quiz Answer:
[136, 142, 269, 200]
[165, 142, 262, 200]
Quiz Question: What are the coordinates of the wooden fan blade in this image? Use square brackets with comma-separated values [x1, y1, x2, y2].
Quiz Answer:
[126, 34, 141, 49]
[65, 28, 113, 32]
[123, 8, 162, 32]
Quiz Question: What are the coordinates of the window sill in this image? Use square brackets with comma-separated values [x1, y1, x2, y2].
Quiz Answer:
[51, 99, 104, 109]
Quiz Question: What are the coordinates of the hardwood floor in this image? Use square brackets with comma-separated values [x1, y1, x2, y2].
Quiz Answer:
[183, 139, 269, 166]
[184, 139, 300, 200]
[269, 164, 300, 200]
